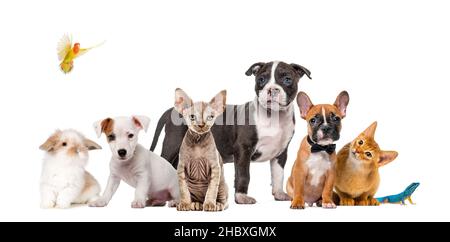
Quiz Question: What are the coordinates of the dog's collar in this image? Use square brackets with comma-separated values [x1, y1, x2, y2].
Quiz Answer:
[307, 136, 336, 155]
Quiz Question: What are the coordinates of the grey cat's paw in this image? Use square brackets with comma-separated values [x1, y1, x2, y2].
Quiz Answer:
[190, 202, 203, 211]
[203, 201, 217, 212]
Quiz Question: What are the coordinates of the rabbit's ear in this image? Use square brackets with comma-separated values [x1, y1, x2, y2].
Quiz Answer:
[39, 130, 62, 152]
[84, 138, 102, 150]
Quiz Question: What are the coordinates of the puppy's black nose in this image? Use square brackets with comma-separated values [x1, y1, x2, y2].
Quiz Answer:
[118, 149, 127, 158]
[322, 126, 331, 133]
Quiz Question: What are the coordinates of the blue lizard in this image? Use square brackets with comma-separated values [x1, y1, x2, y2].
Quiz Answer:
[376, 182, 420, 205]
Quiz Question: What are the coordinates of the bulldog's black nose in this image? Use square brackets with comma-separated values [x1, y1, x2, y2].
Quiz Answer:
[118, 149, 127, 158]
[322, 126, 331, 133]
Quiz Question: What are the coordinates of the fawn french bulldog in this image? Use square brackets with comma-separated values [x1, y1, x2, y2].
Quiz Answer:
[287, 91, 349, 209]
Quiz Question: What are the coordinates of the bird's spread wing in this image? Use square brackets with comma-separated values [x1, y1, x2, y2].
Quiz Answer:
[57, 34, 72, 61]
[76, 41, 105, 58]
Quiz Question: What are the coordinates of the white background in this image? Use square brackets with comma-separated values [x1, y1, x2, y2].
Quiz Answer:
[0, 0, 448, 221]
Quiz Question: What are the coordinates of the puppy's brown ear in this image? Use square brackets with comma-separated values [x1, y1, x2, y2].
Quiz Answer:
[334, 91, 350, 118]
[378, 151, 398, 167]
[84, 138, 102, 150]
[39, 130, 62, 152]
[210, 90, 227, 114]
[93, 118, 114, 138]
[245, 62, 265, 76]
[174, 88, 193, 114]
[296, 92, 313, 119]
[290, 63, 311, 79]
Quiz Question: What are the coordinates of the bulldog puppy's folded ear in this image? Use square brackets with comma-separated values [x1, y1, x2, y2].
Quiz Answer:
[245, 62, 266, 76]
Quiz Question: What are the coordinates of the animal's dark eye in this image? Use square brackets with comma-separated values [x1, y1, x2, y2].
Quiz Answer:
[365, 152, 372, 158]
[189, 115, 196, 121]
[128, 134, 134, 139]
[257, 77, 266, 87]
[107, 134, 116, 142]
[358, 140, 363, 145]
[309, 118, 316, 124]
[283, 78, 292, 86]
[62, 142, 67, 146]
[332, 116, 341, 122]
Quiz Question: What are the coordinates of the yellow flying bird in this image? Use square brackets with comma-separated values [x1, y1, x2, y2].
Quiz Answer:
[57, 34, 104, 74]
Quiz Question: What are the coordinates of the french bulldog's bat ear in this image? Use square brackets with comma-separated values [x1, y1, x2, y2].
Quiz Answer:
[84, 138, 102, 150]
[290, 63, 312, 79]
[174, 88, 193, 114]
[245, 62, 265, 76]
[362, 121, 378, 138]
[210, 90, 227, 114]
[39, 130, 62, 152]
[93, 118, 113, 138]
[378, 151, 398, 167]
[296, 92, 313, 119]
[132, 115, 150, 133]
[334, 91, 350, 118]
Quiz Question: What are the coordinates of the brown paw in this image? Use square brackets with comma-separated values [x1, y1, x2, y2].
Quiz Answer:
[290, 199, 305, 209]
[369, 198, 380, 206]
[177, 202, 191, 211]
[340, 198, 355, 206]
[190, 202, 203, 211]
[203, 201, 217, 212]
[356, 199, 369, 206]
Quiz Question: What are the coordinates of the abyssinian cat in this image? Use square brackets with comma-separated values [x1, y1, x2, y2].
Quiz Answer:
[334, 121, 398, 206]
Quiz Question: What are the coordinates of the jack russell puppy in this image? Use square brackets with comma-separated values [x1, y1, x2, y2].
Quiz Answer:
[89, 115, 180, 208]
[287, 91, 349, 209]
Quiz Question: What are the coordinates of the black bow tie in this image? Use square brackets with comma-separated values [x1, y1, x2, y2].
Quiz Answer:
[307, 136, 336, 155]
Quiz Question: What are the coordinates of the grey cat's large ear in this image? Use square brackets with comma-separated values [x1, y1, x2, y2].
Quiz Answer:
[84, 138, 102, 150]
[290, 63, 311, 79]
[378, 151, 398, 167]
[334, 91, 350, 118]
[363, 121, 378, 138]
[210, 90, 227, 114]
[296, 92, 313, 119]
[245, 62, 265, 76]
[174, 88, 193, 114]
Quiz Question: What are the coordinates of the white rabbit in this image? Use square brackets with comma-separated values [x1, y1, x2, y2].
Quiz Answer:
[39, 129, 101, 209]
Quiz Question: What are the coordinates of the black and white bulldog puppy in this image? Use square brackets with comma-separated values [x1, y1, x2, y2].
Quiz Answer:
[150, 61, 311, 204]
